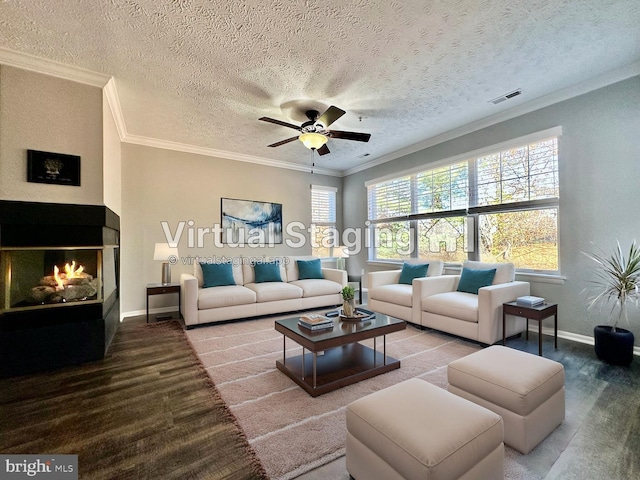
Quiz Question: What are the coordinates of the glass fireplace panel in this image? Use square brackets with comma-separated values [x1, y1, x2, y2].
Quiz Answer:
[1, 247, 104, 312]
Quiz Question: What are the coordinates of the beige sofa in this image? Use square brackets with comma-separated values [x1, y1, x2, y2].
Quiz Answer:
[180, 256, 346, 328]
[415, 261, 530, 345]
[367, 260, 444, 322]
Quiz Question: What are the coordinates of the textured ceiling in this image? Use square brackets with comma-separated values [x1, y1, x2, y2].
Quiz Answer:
[1, 0, 639, 174]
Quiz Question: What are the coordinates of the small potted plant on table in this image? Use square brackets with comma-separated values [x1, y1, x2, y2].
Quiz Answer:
[341, 285, 356, 317]
[584, 240, 640, 365]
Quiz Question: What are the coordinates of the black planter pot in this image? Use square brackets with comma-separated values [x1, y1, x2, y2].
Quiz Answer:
[594, 325, 634, 366]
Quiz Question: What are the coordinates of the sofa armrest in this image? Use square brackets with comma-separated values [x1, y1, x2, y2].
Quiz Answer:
[412, 275, 459, 324]
[180, 273, 199, 327]
[322, 267, 347, 286]
[367, 270, 401, 289]
[477, 281, 531, 344]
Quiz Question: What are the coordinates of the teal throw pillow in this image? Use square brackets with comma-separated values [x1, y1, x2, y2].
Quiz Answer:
[398, 263, 429, 285]
[297, 259, 324, 280]
[201, 262, 236, 288]
[254, 261, 282, 283]
[456, 268, 496, 294]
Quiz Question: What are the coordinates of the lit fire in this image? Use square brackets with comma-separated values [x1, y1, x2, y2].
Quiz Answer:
[53, 261, 85, 291]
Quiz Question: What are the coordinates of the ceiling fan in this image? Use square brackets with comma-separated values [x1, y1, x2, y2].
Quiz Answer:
[259, 105, 371, 156]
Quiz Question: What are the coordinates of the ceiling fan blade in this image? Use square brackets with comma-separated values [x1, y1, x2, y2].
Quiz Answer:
[259, 117, 301, 131]
[328, 130, 371, 142]
[316, 106, 346, 128]
[267, 136, 299, 147]
[317, 144, 330, 156]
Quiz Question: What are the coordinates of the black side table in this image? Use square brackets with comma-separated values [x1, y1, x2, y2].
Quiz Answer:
[502, 301, 558, 356]
[347, 274, 362, 304]
[146, 283, 181, 323]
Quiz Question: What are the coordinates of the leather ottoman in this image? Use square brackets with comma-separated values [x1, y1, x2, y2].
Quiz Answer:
[448, 345, 565, 454]
[346, 378, 504, 480]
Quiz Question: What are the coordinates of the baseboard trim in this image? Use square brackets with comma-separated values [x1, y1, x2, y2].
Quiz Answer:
[530, 324, 640, 357]
[121, 306, 176, 322]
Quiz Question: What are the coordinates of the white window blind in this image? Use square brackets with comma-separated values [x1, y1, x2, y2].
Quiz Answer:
[365, 128, 561, 272]
[311, 185, 337, 224]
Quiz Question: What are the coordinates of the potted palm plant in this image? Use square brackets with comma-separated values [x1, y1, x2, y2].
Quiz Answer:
[583, 240, 640, 365]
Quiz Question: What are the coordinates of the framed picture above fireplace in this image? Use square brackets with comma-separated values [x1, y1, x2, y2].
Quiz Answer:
[221, 197, 283, 244]
[27, 149, 81, 186]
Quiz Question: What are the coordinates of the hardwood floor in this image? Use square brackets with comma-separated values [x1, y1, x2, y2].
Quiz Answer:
[0, 314, 267, 480]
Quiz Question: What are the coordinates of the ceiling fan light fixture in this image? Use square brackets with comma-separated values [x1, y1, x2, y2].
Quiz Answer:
[299, 132, 328, 150]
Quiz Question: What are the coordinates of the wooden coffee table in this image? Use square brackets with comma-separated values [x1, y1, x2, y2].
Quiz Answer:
[275, 313, 406, 397]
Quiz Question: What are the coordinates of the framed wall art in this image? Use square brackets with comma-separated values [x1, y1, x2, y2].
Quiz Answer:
[27, 150, 81, 186]
[221, 197, 283, 244]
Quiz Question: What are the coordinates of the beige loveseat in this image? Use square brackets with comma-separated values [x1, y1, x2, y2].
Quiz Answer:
[180, 256, 346, 328]
[416, 261, 529, 345]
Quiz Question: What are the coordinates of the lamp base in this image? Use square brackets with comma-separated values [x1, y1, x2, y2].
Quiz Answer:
[161, 262, 171, 285]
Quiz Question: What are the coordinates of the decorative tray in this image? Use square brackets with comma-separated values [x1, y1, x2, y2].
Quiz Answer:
[338, 308, 375, 322]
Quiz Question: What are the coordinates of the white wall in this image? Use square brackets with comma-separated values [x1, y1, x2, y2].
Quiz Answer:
[102, 92, 122, 216]
[120, 143, 342, 315]
[0, 66, 103, 204]
[343, 75, 640, 343]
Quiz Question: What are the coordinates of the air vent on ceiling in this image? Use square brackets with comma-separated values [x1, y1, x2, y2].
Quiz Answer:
[489, 89, 522, 105]
[358, 153, 371, 158]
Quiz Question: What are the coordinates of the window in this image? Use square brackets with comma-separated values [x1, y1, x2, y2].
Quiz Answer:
[311, 185, 337, 257]
[366, 128, 560, 272]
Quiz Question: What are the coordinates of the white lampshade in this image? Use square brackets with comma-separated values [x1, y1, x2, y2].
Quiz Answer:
[299, 132, 328, 150]
[154, 243, 179, 261]
[332, 246, 349, 258]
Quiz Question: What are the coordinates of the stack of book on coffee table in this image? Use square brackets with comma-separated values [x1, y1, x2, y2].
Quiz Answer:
[298, 314, 334, 331]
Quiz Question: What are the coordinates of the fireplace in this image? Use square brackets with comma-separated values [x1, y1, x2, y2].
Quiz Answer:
[0, 200, 120, 377]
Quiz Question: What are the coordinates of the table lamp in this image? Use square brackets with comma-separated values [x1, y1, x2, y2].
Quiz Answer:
[154, 243, 179, 285]
[332, 245, 349, 270]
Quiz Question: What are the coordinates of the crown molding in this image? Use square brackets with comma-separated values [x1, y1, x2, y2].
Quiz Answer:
[344, 61, 640, 177]
[0, 47, 110, 87]
[103, 78, 128, 140]
[122, 133, 341, 177]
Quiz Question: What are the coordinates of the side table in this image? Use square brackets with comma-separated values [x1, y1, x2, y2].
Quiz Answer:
[502, 301, 558, 356]
[147, 283, 181, 323]
[347, 274, 362, 304]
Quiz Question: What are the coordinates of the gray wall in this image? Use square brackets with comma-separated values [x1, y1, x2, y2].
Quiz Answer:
[120, 143, 342, 314]
[343, 76, 640, 343]
[0, 66, 104, 205]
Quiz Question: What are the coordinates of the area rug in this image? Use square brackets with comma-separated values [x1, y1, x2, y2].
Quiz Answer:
[184, 315, 557, 480]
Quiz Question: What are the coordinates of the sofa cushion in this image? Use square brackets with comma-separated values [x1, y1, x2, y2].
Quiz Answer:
[297, 259, 324, 280]
[198, 285, 256, 309]
[290, 279, 341, 297]
[201, 262, 236, 288]
[457, 267, 496, 294]
[370, 284, 413, 307]
[245, 282, 303, 302]
[463, 260, 515, 285]
[423, 291, 478, 323]
[254, 261, 283, 283]
[398, 262, 429, 285]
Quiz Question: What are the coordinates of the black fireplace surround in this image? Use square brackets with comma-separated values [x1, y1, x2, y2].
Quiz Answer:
[0, 200, 120, 377]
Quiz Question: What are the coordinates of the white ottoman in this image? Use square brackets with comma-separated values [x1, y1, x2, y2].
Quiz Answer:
[448, 345, 565, 454]
[346, 378, 504, 480]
